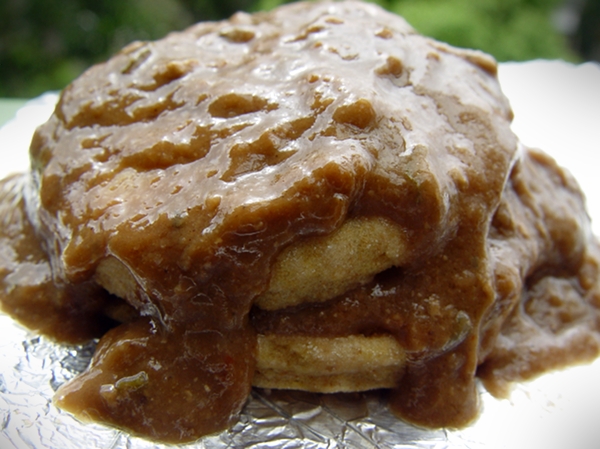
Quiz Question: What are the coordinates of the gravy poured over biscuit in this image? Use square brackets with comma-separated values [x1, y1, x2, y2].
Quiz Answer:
[1, 1, 599, 443]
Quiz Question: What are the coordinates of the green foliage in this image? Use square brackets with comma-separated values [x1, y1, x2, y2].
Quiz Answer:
[0, 0, 191, 97]
[387, 0, 577, 62]
[0, 0, 578, 98]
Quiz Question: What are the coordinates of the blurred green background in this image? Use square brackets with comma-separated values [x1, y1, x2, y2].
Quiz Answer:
[1, 0, 598, 99]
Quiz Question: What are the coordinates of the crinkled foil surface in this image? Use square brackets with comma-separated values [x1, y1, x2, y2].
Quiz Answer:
[2, 61, 600, 449]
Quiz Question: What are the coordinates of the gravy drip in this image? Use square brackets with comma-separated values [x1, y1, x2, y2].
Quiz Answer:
[0, 1, 599, 443]
[0, 174, 116, 342]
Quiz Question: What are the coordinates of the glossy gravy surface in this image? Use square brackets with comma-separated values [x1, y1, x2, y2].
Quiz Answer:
[1, 1, 599, 443]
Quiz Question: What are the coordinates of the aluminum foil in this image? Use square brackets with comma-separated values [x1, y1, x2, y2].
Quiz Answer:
[2, 61, 600, 449]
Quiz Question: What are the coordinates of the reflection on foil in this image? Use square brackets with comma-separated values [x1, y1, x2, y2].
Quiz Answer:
[2, 63, 600, 449]
[2, 310, 600, 449]
[0, 313, 453, 449]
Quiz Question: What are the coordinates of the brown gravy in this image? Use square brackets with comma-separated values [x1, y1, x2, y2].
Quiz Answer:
[0, 1, 599, 443]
